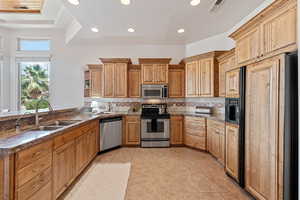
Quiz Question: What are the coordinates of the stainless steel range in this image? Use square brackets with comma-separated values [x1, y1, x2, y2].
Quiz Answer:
[141, 104, 170, 147]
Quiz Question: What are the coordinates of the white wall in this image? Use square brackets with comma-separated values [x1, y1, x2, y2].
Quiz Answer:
[185, 32, 235, 57]
[0, 27, 11, 111]
[1, 28, 185, 111]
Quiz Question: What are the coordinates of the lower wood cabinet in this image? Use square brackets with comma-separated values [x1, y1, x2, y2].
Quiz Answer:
[124, 116, 141, 145]
[184, 116, 206, 150]
[0, 158, 3, 200]
[170, 115, 183, 145]
[225, 123, 239, 180]
[207, 119, 225, 165]
[53, 140, 76, 199]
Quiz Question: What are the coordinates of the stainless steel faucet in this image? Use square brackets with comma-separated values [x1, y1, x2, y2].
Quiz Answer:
[35, 99, 54, 126]
[15, 111, 31, 132]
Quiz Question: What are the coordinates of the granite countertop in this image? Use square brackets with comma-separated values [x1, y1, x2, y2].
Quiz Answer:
[0, 113, 123, 156]
[0, 111, 225, 157]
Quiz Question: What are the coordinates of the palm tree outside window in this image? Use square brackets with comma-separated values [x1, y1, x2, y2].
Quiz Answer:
[19, 62, 50, 111]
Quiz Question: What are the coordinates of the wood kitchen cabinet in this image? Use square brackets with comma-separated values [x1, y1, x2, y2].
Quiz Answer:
[170, 115, 184, 145]
[128, 65, 141, 98]
[207, 119, 225, 165]
[184, 116, 207, 150]
[225, 123, 239, 180]
[88, 65, 103, 97]
[245, 56, 283, 200]
[0, 158, 3, 200]
[217, 49, 236, 97]
[168, 65, 185, 98]
[230, 0, 297, 66]
[124, 116, 141, 146]
[225, 69, 240, 98]
[15, 140, 53, 200]
[185, 61, 198, 97]
[139, 58, 171, 84]
[185, 51, 222, 97]
[100, 58, 131, 98]
[53, 140, 76, 199]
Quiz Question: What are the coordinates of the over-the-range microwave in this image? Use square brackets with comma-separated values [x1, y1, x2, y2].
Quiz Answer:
[141, 85, 168, 99]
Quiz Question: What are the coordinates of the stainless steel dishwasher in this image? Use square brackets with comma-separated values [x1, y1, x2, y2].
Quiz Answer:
[99, 117, 123, 152]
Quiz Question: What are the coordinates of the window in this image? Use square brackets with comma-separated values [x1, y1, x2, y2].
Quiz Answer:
[19, 62, 50, 111]
[18, 39, 50, 51]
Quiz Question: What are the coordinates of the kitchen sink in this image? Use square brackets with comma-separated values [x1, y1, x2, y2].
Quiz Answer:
[32, 126, 64, 131]
[46, 120, 81, 126]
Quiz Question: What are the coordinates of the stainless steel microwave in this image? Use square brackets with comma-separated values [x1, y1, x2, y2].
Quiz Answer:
[141, 85, 168, 99]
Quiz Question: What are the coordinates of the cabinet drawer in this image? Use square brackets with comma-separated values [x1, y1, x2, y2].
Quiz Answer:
[26, 181, 52, 200]
[184, 134, 206, 150]
[185, 127, 206, 137]
[207, 120, 225, 134]
[54, 129, 80, 149]
[16, 154, 52, 187]
[16, 140, 53, 170]
[16, 167, 51, 200]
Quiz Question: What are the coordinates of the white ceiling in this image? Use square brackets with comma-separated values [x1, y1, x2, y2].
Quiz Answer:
[0, 0, 268, 45]
[64, 0, 266, 45]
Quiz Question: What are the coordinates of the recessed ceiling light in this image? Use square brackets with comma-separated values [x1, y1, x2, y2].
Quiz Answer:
[190, 0, 200, 6]
[177, 29, 185, 33]
[68, 0, 79, 5]
[91, 27, 99, 33]
[121, 0, 130, 5]
[128, 28, 135, 33]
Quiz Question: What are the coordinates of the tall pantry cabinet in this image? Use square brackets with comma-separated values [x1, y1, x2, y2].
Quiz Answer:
[229, 0, 297, 199]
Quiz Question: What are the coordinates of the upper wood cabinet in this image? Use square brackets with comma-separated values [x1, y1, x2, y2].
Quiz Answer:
[88, 65, 103, 98]
[185, 61, 199, 97]
[170, 115, 184, 145]
[100, 58, 131, 98]
[230, 0, 297, 66]
[217, 49, 236, 97]
[225, 123, 239, 180]
[185, 51, 223, 97]
[168, 65, 185, 98]
[226, 69, 240, 98]
[124, 116, 141, 146]
[128, 65, 141, 98]
[245, 56, 283, 200]
[139, 58, 171, 84]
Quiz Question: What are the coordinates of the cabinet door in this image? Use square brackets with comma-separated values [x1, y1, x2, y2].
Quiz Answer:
[218, 60, 227, 97]
[154, 64, 168, 84]
[199, 58, 214, 97]
[236, 27, 261, 64]
[169, 69, 185, 98]
[170, 116, 183, 145]
[125, 116, 140, 145]
[103, 63, 115, 97]
[75, 134, 89, 174]
[245, 58, 280, 200]
[226, 69, 240, 98]
[90, 67, 103, 97]
[87, 127, 98, 160]
[142, 64, 154, 84]
[261, 5, 296, 55]
[114, 63, 127, 97]
[53, 141, 76, 199]
[0, 159, 3, 200]
[225, 124, 239, 180]
[211, 130, 220, 159]
[185, 61, 199, 97]
[128, 69, 141, 98]
[184, 117, 207, 150]
[219, 133, 225, 165]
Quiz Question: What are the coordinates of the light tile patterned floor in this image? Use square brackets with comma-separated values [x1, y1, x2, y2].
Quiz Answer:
[94, 147, 253, 200]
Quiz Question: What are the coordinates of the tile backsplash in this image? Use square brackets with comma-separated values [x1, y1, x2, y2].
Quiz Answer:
[84, 97, 225, 114]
